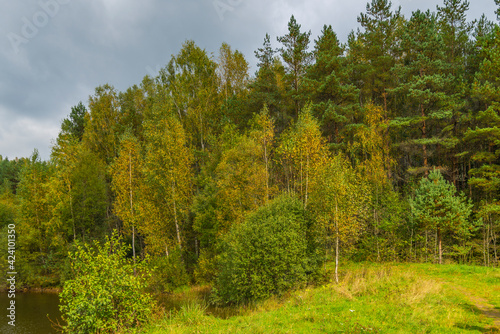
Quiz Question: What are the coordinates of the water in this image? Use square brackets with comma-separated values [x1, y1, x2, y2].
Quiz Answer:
[1, 292, 62, 334]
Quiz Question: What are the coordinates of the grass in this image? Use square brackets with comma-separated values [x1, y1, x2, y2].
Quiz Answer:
[141, 262, 500, 333]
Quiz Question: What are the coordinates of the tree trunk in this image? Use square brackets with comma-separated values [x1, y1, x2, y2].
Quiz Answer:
[493, 228, 498, 265]
[171, 184, 182, 251]
[335, 199, 339, 284]
[421, 103, 428, 174]
[425, 230, 428, 262]
[484, 224, 487, 266]
[264, 138, 269, 203]
[68, 182, 76, 241]
[132, 225, 136, 276]
[304, 150, 309, 209]
[438, 227, 442, 265]
[129, 151, 136, 275]
[487, 222, 491, 266]
[409, 228, 414, 262]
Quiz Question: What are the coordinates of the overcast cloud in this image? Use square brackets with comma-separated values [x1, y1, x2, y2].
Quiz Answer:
[0, 0, 496, 160]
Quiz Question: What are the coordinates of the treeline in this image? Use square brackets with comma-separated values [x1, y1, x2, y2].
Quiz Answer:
[1, 0, 500, 289]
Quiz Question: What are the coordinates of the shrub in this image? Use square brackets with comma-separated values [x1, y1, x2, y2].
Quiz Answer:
[147, 250, 190, 293]
[59, 232, 154, 333]
[214, 194, 321, 304]
[194, 248, 219, 284]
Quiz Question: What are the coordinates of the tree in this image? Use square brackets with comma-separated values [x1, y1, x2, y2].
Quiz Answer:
[437, 0, 472, 71]
[50, 134, 79, 241]
[306, 25, 361, 149]
[61, 102, 87, 142]
[217, 42, 249, 102]
[0, 156, 23, 194]
[162, 40, 221, 154]
[215, 194, 320, 304]
[250, 105, 276, 203]
[70, 147, 109, 241]
[214, 128, 268, 230]
[277, 15, 313, 117]
[436, 0, 473, 187]
[464, 25, 500, 265]
[142, 102, 194, 255]
[310, 153, 369, 282]
[353, 104, 404, 262]
[216, 42, 251, 128]
[276, 107, 328, 208]
[111, 132, 144, 272]
[350, 0, 401, 110]
[17, 150, 63, 286]
[83, 84, 120, 165]
[248, 34, 286, 132]
[410, 169, 473, 264]
[118, 85, 145, 142]
[390, 10, 453, 175]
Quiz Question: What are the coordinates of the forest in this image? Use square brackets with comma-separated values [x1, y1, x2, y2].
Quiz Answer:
[2, 0, 500, 332]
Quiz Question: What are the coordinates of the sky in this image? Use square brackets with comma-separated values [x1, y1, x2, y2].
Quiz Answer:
[0, 0, 497, 160]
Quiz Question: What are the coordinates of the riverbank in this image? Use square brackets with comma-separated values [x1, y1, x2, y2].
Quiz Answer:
[0, 286, 62, 293]
[142, 262, 500, 333]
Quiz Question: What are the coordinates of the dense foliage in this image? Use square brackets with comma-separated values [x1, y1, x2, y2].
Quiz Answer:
[214, 195, 320, 303]
[1, 1, 500, 331]
[59, 233, 154, 333]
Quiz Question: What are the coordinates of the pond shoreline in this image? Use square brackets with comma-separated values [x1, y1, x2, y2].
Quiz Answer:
[0, 286, 62, 293]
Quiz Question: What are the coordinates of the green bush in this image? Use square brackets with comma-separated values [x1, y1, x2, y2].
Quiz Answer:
[59, 232, 154, 333]
[148, 250, 190, 293]
[214, 194, 321, 304]
[194, 249, 219, 284]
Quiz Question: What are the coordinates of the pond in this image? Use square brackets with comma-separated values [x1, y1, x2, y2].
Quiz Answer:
[0, 292, 62, 334]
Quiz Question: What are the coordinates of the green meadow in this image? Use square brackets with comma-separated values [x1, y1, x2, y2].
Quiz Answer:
[143, 263, 500, 334]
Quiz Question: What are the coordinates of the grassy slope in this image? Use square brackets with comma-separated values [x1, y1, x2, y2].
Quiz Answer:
[142, 263, 500, 334]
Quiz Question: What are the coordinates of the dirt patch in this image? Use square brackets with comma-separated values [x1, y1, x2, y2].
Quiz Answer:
[468, 294, 500, 328]
[454, 285, 500, 330]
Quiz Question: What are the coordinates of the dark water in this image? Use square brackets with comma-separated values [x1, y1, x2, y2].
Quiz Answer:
[1, 292, 62, 334]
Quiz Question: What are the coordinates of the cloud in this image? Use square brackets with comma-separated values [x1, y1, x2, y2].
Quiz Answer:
[0, 105, 60, 160]
[0, 0, 497, 160]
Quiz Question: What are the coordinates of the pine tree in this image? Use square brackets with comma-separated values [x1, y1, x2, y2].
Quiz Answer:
[350, 0, 401, 110]
[61, 102, 87, 142]
[277, 16, 313, 118]
[248, 34, 286, 132]
[306, 25, 361, 149]
[390, 10, 453, 176]
[436, 0, 473, 187]
[410, 169, 473, 264]
[464, 26, 500, 265]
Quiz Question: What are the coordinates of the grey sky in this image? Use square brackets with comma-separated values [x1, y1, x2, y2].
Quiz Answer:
[0, 0, 497, 160]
